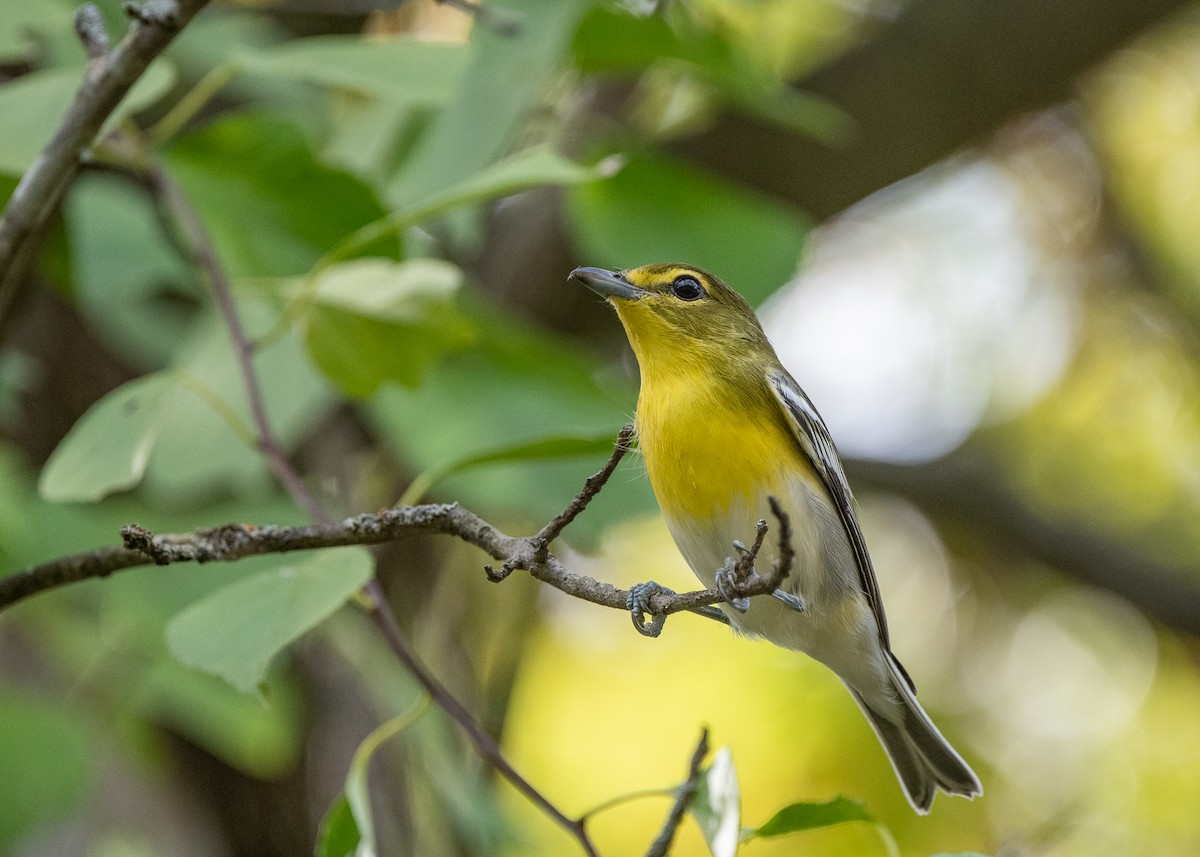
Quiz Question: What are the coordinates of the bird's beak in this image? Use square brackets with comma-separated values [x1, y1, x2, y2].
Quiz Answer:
[569, 266, 647, 301]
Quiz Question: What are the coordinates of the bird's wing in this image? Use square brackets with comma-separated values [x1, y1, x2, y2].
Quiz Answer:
[766, 368, 897, 656]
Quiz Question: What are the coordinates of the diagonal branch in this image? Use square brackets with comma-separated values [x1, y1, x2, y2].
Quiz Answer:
[0, 0, 211, 330]
[144, 162, 329, 524]
[134, 152, 602, 856]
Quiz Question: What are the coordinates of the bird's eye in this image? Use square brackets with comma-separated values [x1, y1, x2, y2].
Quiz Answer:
[671, 276, 704, 301]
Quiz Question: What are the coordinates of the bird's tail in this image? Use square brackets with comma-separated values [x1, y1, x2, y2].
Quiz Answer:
[849, 653, 982, 814]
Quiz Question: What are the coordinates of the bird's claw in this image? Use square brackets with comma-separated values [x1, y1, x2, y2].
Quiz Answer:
[714, 561, 750, 613]
[627, 580, 674, 638]
[771, 589, 806, 612]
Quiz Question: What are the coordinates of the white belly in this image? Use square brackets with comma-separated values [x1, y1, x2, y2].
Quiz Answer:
[662, 473, 891, 701]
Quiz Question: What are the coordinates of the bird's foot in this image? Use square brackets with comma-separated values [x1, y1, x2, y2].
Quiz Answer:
[714, 557, 751, 613]
[626, 580, 674, 638]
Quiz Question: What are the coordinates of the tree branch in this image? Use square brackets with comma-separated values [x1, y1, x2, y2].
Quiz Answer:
[643, 728, 709, 857]
[144, 162, 330, 524]
[0, 0, 211, 330]
[132, 152, 603, 855]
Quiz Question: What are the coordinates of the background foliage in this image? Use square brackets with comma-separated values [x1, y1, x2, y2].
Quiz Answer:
[2, 0, 1200, 855]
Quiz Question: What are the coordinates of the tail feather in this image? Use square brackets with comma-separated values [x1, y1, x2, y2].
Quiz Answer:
[850, 656, 982, 814]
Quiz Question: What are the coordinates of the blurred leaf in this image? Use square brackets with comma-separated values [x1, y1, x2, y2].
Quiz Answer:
[746, 797, 874, 839]
[0, 688, 90, 848]
[164, 111, 393, 278]
[38, 372, 179, 503]
[0, 0, 73, 63]
[571, 5, 727, 74]
[166, 547, 374, 694]
[568, 151, 809, 304]
[239, 36, 468, 106]
[402, 431, 618, 505]
[368, 303, 652, 544]
[572, 7, 848, 143]
[332, 146, 614, 266]
[929, 853, 992, 857]
[690, 747, 741, 857]
[0, 61, 175, 175]
[142, 299, 335, 506]
[316, 795, 359, 857]
[336, 700, 430, 857]
[300, 258, 473, 398]
[136, 656, 304, 778]
[66, 172, 201, 367]
[410, 144, 619, 216]
[387, 0, 592, 206]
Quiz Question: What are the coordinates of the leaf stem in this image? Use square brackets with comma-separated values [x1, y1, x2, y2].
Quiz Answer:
[146, 59, 240, 146]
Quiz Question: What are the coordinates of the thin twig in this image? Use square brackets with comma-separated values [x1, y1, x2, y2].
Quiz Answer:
[537, 424, 635, 545]
[139, 160, 599, 856]
[145, 164, 329, 524]
[644, 728, 710, 857]
[363, 578, 599, 857]
[0, 0, 211, 332]
[486, 424, 635, 582]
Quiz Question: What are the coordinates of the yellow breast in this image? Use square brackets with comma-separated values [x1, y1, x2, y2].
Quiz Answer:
[635, 363, 805, 522]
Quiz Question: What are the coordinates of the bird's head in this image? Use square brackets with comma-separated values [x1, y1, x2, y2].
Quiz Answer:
[569, 263, 774, 370]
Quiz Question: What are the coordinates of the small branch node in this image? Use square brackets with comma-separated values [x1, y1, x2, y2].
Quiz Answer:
[74, 4, 110, 59]
[122, 0, 181, 29]
[121, 523, 170, 565]
[484, 561, 514, 583]
[535, 424, 635, 547]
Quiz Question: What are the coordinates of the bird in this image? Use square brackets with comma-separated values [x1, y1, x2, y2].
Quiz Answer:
[569, 262, 982, 813]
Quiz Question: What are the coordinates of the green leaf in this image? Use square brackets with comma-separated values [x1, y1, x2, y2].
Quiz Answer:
[401, 431, 619, 505]
[164, 111, 394, 278]
[571, 6, 726, 74]
[0, 67, 81, 175]
[318, 699, 429, 857]
[315, 795, 360, 857]
[301, 258, 474, 398]
[410, 145, 619, 216]
[929, 853, 993, 857]
[166, 547, 374, 694]
[368, 304, 652, 545]
[387, 0, 593, 206]
[0, 61, 175, 176]
[137, 656, 304, 779]
[690, 747, 742, 857]
[66, 172, 201, 367]
[239, 36, 469, 106]
[38, 372, 179, 503]
[142, 298, 336, 505]
[748, 797, 874, 839]
[0, 689, 90, 848]
[568, 151, 810, 305]
[330, 147, 616, 265]
[0, 0, 74, 63]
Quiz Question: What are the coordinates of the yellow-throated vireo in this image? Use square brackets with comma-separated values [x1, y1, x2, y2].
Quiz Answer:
[570, 263, 982, 813]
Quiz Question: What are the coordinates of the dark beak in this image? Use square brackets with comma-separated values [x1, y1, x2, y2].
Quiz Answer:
[569, 266, 646, 301]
